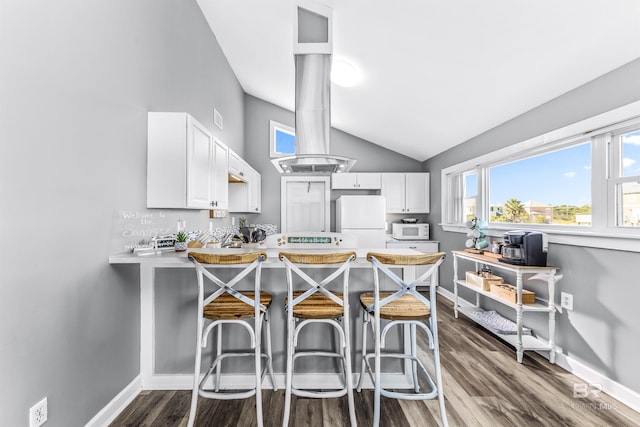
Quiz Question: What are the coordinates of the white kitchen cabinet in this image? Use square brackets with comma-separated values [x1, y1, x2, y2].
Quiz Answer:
[381, 172, 430, 213]
[228, 149, 248, 182]
[147, 112, 228, 209]
[331, 173, 381, 190]
[386, 240, 439, 286]
[229, 163, 261, 213]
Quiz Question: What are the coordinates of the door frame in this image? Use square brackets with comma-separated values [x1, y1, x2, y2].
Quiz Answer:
[281, 176, 331, 233]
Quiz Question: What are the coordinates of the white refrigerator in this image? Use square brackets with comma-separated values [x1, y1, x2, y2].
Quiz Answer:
[336, 195, 387, 248]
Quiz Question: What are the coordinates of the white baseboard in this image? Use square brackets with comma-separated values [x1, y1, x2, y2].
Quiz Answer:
[437, 287, 640, 413]
[554, 352, 640, 412]
[85, 375, 142, 427]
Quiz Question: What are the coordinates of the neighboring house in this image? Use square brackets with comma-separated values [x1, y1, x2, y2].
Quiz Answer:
[523, 200, 553, 223]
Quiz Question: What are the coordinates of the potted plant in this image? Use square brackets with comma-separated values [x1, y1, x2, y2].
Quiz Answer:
[174, 231, 188, 252]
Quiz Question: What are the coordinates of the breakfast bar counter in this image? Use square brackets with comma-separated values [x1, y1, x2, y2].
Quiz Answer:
[109, 247, 426, 390]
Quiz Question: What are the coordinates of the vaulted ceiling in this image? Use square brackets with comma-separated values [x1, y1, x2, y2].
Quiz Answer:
[197, 0, 640, 161]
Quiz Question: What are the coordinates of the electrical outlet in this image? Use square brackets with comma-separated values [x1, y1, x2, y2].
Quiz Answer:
[561, 292, 574, 311]
[29, 397, 47, 427]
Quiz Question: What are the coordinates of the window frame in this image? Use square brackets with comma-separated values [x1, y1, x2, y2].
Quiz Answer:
[441, 100, 640, 252]
[269, 120, 296, 158]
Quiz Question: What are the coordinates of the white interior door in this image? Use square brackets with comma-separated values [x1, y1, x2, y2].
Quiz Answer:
[281, 176, 330, 232]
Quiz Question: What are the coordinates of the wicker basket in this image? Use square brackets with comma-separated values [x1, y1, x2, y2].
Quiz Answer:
[466, 271, 504, 291]
[490, 283, 535, 304]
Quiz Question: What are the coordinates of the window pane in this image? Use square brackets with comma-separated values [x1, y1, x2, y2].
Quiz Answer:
[622, 130, 640, 177]
[489, 142, 591, 225]
[463, 172, 477, 221]
[620, 182, 640, 227]
[275, 129, 296, 155]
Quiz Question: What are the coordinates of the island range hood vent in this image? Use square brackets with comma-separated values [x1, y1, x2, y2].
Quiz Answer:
[271, 5, 355, 174]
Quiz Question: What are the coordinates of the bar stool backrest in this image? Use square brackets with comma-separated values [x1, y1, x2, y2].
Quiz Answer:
[189, 251, 268, 316]
[365, 252, 446, 312]
[279, 251, 357, 316]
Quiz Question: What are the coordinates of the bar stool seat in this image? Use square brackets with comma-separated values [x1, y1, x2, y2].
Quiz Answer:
[359, 292, 430, 320]
[204, 292, 273, 320]
[287, 290, 344, 319]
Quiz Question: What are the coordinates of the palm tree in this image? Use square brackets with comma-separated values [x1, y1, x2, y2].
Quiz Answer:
[504, 198, 525, 222]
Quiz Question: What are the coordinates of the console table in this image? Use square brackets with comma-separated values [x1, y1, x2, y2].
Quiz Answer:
[451, 250, 558, 363]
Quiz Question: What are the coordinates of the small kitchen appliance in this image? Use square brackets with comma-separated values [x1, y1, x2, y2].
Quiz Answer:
[392, 223, 430, 241]
[499, 231, 548, 266]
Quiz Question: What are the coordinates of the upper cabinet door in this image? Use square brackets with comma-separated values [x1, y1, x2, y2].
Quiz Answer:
[381, 173, 406, 213]
[331, 173, 358, 189]
[331, 173, 381, 189]
[356, 173, 382, 189]
[187, 117, 214, 209]
[405, 173, 430, 213]
[210, 139, 229, 210]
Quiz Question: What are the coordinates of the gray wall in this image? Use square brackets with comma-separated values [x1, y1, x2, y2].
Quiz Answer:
[424, 58, 640, 396]
[242, 94, 426, 229]
[0, 0, 243, 425]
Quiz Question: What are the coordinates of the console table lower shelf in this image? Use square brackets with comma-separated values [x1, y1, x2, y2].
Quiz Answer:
[456, 305, 554, 353]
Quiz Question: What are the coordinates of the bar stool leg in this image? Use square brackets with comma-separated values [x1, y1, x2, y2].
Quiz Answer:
[373, 310, 381, 427]
[215, 323, 223, 392]
[356, 311, 369, 392]
[188, 315, 204, 427]
[255, 315, 264, 427]
[410, 324, 419, 393]
[343, 309, 357, 426]
[265, 311, 277, 390]
[282, 316, 295, 427]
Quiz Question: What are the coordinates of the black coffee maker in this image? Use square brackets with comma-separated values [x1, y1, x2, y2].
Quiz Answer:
[499, 231, 548, 266]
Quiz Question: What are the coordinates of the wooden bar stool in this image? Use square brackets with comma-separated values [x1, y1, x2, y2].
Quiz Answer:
[356, 252, 448, 427]
[279, 251, 358, 427]
[187, 251, 277, 427]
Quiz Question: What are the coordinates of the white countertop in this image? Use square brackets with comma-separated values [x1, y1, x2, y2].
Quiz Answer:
[109, 247, 426, 267]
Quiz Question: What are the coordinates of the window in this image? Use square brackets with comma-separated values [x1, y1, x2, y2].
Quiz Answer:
[610, 127, 640, 227]
[441, 100, 640, 251]
[488, 141, 591, 226]
[270, 120, 296, 158]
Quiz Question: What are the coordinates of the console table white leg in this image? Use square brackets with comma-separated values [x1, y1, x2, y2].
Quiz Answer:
[515, 271, 524, 364]
[453, 256, 459, 318]
[548, 271, 557, 364]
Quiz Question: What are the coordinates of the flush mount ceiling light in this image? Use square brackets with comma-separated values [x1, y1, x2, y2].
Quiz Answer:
[331, 58, 361, 87]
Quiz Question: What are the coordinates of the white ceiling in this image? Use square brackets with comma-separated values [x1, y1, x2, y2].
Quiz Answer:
[196, 0, 640, 162]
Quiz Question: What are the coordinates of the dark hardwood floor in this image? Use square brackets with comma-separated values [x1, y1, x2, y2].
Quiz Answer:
[110, 296, 640, 426]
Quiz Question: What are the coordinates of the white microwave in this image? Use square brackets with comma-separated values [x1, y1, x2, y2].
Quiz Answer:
[392, 223, 430, 240]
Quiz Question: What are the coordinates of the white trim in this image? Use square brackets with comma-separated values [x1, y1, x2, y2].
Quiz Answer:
[85, 375, 142, 427]
[280, 176, 331, 233]
[436, 288, 640, 413]
[269, 120, 295, 158]
[554, 352, 640, 413]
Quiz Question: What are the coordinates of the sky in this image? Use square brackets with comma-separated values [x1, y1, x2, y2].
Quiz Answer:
[476, 130, 640, 207]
